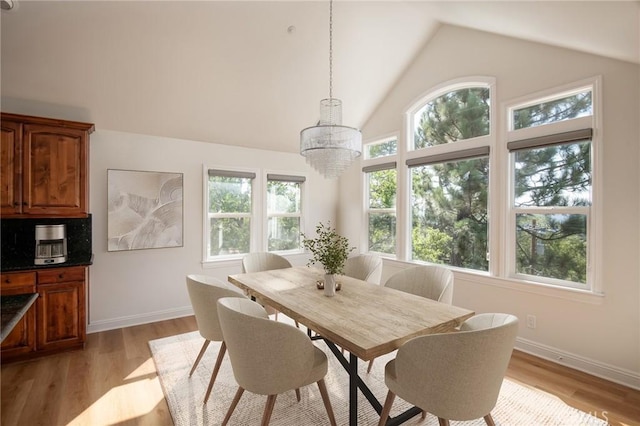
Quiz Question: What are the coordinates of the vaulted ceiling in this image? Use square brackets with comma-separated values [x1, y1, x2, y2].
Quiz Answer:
[1, 1, 638, 153]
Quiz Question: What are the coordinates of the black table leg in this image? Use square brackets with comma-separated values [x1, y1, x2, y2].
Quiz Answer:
[349, 352, 358, 425]
[321, 338, 420, 426]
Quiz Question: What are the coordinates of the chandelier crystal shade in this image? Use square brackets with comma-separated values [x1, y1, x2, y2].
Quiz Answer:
[300, 0, 362, 179]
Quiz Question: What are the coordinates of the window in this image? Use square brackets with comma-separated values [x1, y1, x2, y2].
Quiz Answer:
[364, 162, 397, 255]
[266, 174, 304, 252]
[206, 169, 255, 259]
[366, 137, 397, 159]
[363, 136, 398, 255]
[508, 87, 594, 289]
[408, 148, 489, 270]
[412, 86, 490, 149]
[408, 83, 492, 271]
[363, 77, 600, 294]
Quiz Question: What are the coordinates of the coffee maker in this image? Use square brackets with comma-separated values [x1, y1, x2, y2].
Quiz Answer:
[35, 224, 68, 265]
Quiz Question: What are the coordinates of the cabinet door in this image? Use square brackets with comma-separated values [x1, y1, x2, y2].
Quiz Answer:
[1, 120, 22, 215]
[36, 269, 86, 351]
[0, 305, 36, 360]
[0, 272, 37, 360]
[23, 123, 88, 217]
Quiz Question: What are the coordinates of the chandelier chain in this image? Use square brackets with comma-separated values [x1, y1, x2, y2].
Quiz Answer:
[329, 0, 333, 102]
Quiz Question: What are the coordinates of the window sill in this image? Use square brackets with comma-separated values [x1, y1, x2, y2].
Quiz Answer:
[381, 258, 604, 305]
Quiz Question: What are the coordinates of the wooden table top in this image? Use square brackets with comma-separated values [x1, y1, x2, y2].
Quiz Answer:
[228, 266, 475, 360]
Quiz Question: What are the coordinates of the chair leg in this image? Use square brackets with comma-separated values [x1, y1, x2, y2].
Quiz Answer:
[189, 339, 211, 377]
[484, 414, 495, 426]
[261, 394, 278, 426]
[317, 379, 337, 426]
[421, 410, 427, 419]
[203, 341, 227, 404]
[367, 358, 374, 373]
[221, 387, 244, 426]
[438, 418, 450, 426]
[295, 388, 301, 402]
[377, 390, 395, 426]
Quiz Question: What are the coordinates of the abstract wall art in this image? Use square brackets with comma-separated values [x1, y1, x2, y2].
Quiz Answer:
[107, 169, 184, 251]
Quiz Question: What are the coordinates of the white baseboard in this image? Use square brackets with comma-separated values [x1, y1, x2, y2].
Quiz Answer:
[515, 337, 640, 391]
[87, 306, 194, 334]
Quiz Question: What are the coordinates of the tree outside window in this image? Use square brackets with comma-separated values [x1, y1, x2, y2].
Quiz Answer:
[410, 86, 490, 271]
[367, 167, 396, 254]
[509, 88, 593, 286]
[267, 176, 303, 252]
[207, 171, 254, 258]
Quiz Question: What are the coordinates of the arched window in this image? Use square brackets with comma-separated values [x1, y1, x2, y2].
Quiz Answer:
[406, 81, 493, 271]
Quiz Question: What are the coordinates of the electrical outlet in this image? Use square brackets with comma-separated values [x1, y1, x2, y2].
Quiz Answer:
[526, 314, 536, 329]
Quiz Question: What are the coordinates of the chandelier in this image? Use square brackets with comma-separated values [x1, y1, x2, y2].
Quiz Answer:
[300, 0, 362, 179]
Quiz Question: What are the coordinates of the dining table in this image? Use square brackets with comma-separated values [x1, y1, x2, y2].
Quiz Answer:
[228, 265, 475, 426]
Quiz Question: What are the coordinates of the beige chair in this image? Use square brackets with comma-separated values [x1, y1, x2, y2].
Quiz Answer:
[343, 253, 383, 284]
[383, 264, 454, 304]
[241, 252, 296, 326]
[377, 313, 519, 426]
[367, 264, 454, 373]
[217, 297, 338, 426]
[185, 274, 246, 404]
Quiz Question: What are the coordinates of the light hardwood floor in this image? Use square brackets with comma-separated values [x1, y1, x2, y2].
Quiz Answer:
[1, 316, 639, 426]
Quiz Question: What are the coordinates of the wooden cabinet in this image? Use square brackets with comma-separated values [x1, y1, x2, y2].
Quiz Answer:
[36, 267, 86, 352]
[0, 272, 37, 360]
[0, 266, 87, 362]
[0, 120, 22, 216]
[0, 113, 94, 218]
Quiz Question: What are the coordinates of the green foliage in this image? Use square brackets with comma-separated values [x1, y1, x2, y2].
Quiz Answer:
[411, 227, 452, 263]
[515, 214, 587, 283]
[368, 139, 397, 158]
[407, 86, 590, 282]
[513, 91, 591, 129]
[414, 87, 490, 149]
[514, 142, 591, 207]
[411, 157, 489, 270]
[302, 222, 355, 275]
[368, 213, 396, 254]
[268, 217, 301, 251]
[208, 176, 252, 255]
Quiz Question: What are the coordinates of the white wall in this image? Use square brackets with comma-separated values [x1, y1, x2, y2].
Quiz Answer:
[88, 129, 338, 332]
[339, 24, 640, 388]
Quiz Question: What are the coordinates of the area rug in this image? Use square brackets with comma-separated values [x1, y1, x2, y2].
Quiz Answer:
[149, 330, 607, 426]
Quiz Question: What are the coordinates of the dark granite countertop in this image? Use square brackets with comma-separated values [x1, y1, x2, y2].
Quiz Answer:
[1, 293, 38, 343]
[1, 254, 93, 272]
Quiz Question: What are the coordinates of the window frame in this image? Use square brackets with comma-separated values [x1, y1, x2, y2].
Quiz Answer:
[202, 165, 261, 263]
[504, 77, 601, 293]
[404, 78, 495, 272]
[264, 172, 306, 254]
[362, 134, 399, 257]
[361, 76, 606, 299]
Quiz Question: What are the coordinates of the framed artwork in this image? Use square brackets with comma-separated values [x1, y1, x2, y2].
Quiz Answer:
[107, 169, 184, 251]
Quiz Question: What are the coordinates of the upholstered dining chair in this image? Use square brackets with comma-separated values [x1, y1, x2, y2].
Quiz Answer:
[217, 297, 338, 426]
[367, 264, 454, 373]
[185, 274, 247, 404]
[241, 252, 297, 326]
[343, 253, 383, 284]
[383, 264, 454, 304]
[377, 313, 519, 426]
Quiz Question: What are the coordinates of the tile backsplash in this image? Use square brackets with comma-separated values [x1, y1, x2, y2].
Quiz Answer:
[1, 215, 93, 271]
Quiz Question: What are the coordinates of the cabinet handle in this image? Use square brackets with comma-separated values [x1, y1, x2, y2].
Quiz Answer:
[4, 278, 11, 283]
[58, 274, 64, 279]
